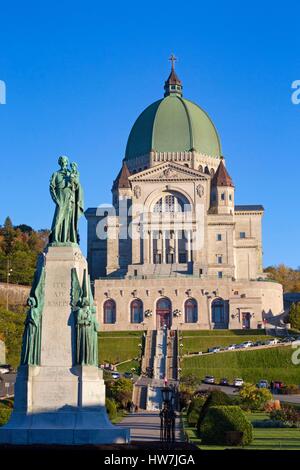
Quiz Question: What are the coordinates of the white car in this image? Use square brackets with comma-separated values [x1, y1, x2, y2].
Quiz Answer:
[233, 378, 244, 387]
[240, 341, 253, 348]
[208, 347, 221, 353]
[203, 375, 215, 384]
[0, 367, 10, 374]
[227, 344, 236, 351]
[111, 372, 120, 379]
[266, 338, 279, 345]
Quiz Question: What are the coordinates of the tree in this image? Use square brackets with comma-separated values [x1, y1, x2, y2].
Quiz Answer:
[289, 303, 300, 330]
[107, 378, 133, 409]
[1, 217, 15, 256]
[265, 264, 300, 293]
[239, 383, 273, 410]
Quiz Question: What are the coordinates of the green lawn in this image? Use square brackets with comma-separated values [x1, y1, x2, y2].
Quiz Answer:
[180, 329, 271, 354]
[183, 412, 300, 450]
[182, 346, 300, 384]
[98, 331, 143, 364]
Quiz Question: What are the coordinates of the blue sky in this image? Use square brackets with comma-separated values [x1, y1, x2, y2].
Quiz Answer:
[0, 1, 299, 267]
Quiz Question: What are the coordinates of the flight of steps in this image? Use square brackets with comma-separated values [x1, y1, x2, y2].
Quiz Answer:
[133, 329, 179, 411]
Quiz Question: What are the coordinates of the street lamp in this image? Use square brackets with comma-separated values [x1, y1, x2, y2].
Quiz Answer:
[160, 385, 176, 443]
[6, 259, 13, 311]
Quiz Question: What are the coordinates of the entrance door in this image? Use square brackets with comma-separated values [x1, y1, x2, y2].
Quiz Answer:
[156, 298, 172, 329]
[242, 312, 251, 329]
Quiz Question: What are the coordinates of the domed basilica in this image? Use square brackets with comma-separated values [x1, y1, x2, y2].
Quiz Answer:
[86, 59, 283, 331]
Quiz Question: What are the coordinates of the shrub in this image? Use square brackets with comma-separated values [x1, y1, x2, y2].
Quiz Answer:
[200, 405, 253, 446]
[106, 398, 117, 420]
[281, 384, 300, 395]
[107, 378, 133, 409]
[197, 390, 231, 434]
[187, 397, 206, 427]
[239, 383, 273, 410]
[264, 400, 281, 412]
[179, 385, 194, 411]
[0, 408, 12, 427]
[270, 405, 300, 427]
[289, 302, 300, 330]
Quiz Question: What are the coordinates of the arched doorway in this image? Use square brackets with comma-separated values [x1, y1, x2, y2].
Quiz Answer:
[211, 298, 228, 329]
[156, 298, 172, 329]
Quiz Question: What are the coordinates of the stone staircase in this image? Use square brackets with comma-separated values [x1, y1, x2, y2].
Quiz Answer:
[133, 329, 179, 411]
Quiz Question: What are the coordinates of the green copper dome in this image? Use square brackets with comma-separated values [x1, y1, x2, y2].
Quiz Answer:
[125, 94, 222, 160]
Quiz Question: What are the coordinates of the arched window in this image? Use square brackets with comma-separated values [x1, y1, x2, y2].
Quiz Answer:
[185, 298, 198, 323]
[130, 299, 143, 323]
[211, 298, 225, 324]
[210, 168, 215, 176]
[153, 193, 190, 213]
[103, 299, 116, 324]
[198, 165, 203, 173]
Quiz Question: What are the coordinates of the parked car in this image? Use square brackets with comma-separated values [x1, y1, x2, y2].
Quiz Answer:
[208, 347, 221, 353]
[272, 380, 284, 391]
[203, 375, 215, 384]
[253, 341, 264, 347]
[124, 371, 133, 379]
[111, 372, 120, 379]
[266, 338, 279, 345]
[240, 341, 253, 348]
[257, 379, 269, 389]
[227, 344, 236, 351]
[281, 337, 292, 343]
[0, 365, 12, 374]
[233, 378, 244, 387]
[219, 378, 229, 386]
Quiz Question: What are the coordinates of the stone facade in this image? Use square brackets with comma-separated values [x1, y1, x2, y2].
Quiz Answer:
[86, 70, 284, 331]
[0, 339, 5, 364]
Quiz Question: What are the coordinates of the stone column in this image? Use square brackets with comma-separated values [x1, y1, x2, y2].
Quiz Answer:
[149, 231, 153, 264]
[187, 230, 192, 262]
[162, 230, 165, 264]
[175, 230, 179, 263]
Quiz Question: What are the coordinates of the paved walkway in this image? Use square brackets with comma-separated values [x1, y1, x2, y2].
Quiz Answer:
[117, 411, 183, 442]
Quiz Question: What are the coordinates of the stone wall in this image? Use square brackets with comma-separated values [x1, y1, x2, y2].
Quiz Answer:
[0, 339, 5, 364]
[0, 282, 30, 307]
[94, 277, 283, 331]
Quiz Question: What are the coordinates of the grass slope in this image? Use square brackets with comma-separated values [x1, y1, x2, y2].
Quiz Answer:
[181, 330, 271, 354]
[98, 331, 142, 364]
[183, 412, 300, 450]
[182, 346, 300, 383]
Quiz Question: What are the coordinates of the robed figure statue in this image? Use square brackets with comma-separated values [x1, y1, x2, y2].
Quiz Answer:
[71, 268, 99, 366]
[49, 156, 84, 245]
[20, 260, 45, 366]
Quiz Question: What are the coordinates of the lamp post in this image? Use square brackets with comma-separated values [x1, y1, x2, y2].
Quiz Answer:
[6, 259, 13, 311]
[160, 385, 176, 443]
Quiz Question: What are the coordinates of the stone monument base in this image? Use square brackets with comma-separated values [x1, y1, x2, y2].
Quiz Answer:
[0, 365, 129, 445]
[0, 246, 129, 445]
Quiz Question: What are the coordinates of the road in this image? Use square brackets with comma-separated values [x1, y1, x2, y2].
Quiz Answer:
[117, 411, 183, 442]
[0, 373, 16, 398]
[198, 383, 300, 404]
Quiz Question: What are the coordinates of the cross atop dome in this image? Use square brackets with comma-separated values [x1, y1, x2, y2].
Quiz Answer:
[169, 53, 177, 70]
[164, 53, 183, 97]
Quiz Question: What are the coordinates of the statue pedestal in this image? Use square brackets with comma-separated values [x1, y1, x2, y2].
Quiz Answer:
[0, 246, 129, 445]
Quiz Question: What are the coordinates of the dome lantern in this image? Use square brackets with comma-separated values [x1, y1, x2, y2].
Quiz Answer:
[164, 54, 183, 97]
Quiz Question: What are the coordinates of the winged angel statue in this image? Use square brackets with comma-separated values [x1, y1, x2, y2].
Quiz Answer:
[71, 268, 99, 366]
[20, 258, 45, 366]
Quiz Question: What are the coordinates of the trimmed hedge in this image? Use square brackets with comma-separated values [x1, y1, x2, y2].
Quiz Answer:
[187, 396, 206, 426]
[0, 408, 12, 427]
[197, 390, 231, 434]
[106, 398, 117, 420]
[200, 405, 253, 446]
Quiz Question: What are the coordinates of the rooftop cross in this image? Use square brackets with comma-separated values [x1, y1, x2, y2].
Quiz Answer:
[169, 53, 177, 70]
